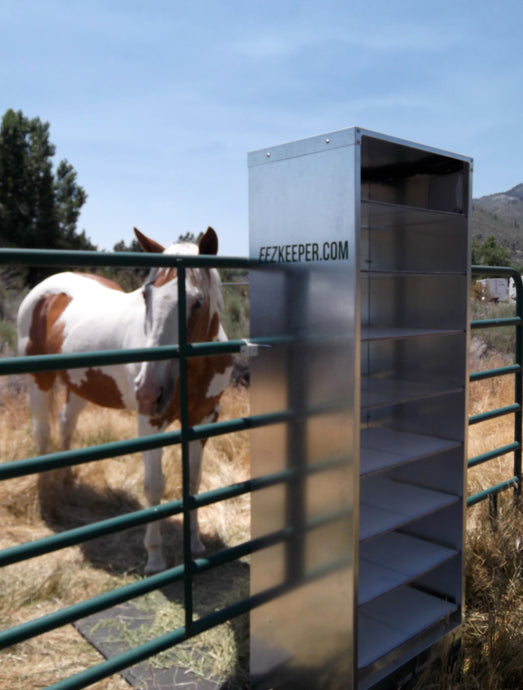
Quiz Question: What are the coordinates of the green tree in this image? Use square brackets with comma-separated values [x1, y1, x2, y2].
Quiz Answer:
[472, 235, 511, 267]
[0, 109, 93, 285]
[54, 159, 90, 250]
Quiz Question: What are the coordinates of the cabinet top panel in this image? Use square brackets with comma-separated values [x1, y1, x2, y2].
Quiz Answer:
[248, 127, 473, 168]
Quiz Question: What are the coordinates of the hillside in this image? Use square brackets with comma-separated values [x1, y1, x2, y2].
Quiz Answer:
[473, 183, 523, 266]
[475, 184, 523, 222]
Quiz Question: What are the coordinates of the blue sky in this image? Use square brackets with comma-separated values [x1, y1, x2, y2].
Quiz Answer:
[1, 0, 521, 256]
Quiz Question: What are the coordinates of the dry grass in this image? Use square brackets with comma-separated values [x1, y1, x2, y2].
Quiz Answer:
[2, 350, 523, 689]
[415, 496, 523, 690]
[0, 383, 250, 689]
[415, 350, 523, 689]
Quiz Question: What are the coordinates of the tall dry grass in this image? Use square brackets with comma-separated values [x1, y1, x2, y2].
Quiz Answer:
[415, 346, 523, 689]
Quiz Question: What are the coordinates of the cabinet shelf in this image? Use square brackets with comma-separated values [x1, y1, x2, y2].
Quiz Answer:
[360, 199, 468, 274]
[360, 428, 460, 476]
[358, 586, 458, 671]
[361, 377, 463, 410]
[362, 326, 463, 342]
[359, 476, 459, 541]
[360, 268, 466, 277]
[361, 198, 465, 226]
[359, 531, 459, 605]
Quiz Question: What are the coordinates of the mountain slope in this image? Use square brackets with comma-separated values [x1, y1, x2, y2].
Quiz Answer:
[475, 184, 523, 222]
[473, 184, 523, 266]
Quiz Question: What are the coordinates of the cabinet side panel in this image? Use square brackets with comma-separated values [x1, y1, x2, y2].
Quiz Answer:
[249, 141, 359, 688]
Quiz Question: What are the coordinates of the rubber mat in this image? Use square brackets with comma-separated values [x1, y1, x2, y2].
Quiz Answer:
[74, 598, 220, 690]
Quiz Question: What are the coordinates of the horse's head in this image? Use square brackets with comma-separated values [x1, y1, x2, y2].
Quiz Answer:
[133, 226, 223, 420]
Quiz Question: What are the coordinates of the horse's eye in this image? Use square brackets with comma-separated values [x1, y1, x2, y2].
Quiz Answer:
[193, 296, 204, 311]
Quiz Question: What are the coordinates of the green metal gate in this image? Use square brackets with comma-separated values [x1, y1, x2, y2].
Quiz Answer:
[0, 246, 270, 690]
[469, 265, 523, 509]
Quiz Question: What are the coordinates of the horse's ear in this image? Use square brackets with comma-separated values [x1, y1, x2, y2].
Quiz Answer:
[134, 227, 165, 254]
[198, 227, 218, 256]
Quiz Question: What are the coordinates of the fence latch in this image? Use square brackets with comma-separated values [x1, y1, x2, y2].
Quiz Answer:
[240, 339, 263, 358]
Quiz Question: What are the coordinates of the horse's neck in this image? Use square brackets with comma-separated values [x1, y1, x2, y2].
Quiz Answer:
[104, 288, 147, 349]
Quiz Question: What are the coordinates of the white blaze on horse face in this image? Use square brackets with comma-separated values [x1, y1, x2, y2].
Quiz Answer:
[134, 264, 207, 418]
[135, 279, 180, 417]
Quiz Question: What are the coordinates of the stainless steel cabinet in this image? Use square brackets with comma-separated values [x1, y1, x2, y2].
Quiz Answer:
[249, 128, 471, 689]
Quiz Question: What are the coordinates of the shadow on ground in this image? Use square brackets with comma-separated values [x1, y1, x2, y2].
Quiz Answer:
[38, 469, 250, 689]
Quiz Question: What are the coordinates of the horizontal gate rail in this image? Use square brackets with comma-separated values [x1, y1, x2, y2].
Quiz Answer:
[0, 527, 286, 652]
[45, 552, 351, 690]
[0, 333, 334, 377]
[0, 452, 348, 568]
[469, 364, 521, 382]
[468, 442, 521, 469]
[0, 504, 350, 656]
[0, 394, 348, 481]
[469, 403, 521, 425]
[0, 246, 253, 270]
[0, 339, 244, 376]
[471, 316, 522, 329]
[467, 476, 520, 507]
[469, 265, 523, 508]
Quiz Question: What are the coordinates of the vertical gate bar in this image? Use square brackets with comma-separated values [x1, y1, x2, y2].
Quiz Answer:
[513, 272, 522, 498]
[177, 260, 194, 629]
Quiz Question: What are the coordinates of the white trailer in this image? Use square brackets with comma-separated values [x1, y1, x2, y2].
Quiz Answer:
[476, 277, 514, 302]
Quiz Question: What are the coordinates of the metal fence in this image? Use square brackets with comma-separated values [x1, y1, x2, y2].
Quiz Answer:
[468, 265, 523, 510]
[0, 246, 270, 690]
[0, 248, 521, 689]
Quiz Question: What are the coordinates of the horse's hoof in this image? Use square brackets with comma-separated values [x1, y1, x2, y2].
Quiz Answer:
[144, 557, 167, 576]
[191, 538, 206, 557]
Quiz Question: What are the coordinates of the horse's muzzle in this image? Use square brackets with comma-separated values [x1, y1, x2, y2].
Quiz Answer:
[135, 360, 176, 419]
[135, 385, 165, 416]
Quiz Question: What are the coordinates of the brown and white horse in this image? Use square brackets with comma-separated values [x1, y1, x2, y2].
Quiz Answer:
[17, 227, 233, 574]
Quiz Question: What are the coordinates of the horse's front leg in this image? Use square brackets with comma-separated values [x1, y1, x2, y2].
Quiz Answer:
[143, 447, 167, 574]
[138, 416, 167, 575]
[187, 404, 224, 555]
[188, 439, 206, 556]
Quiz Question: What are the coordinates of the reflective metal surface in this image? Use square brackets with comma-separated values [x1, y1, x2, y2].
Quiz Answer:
[249, 136, 359, 689]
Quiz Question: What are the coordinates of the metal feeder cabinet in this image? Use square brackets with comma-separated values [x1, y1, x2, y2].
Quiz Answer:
[248, 127, 471, 689]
